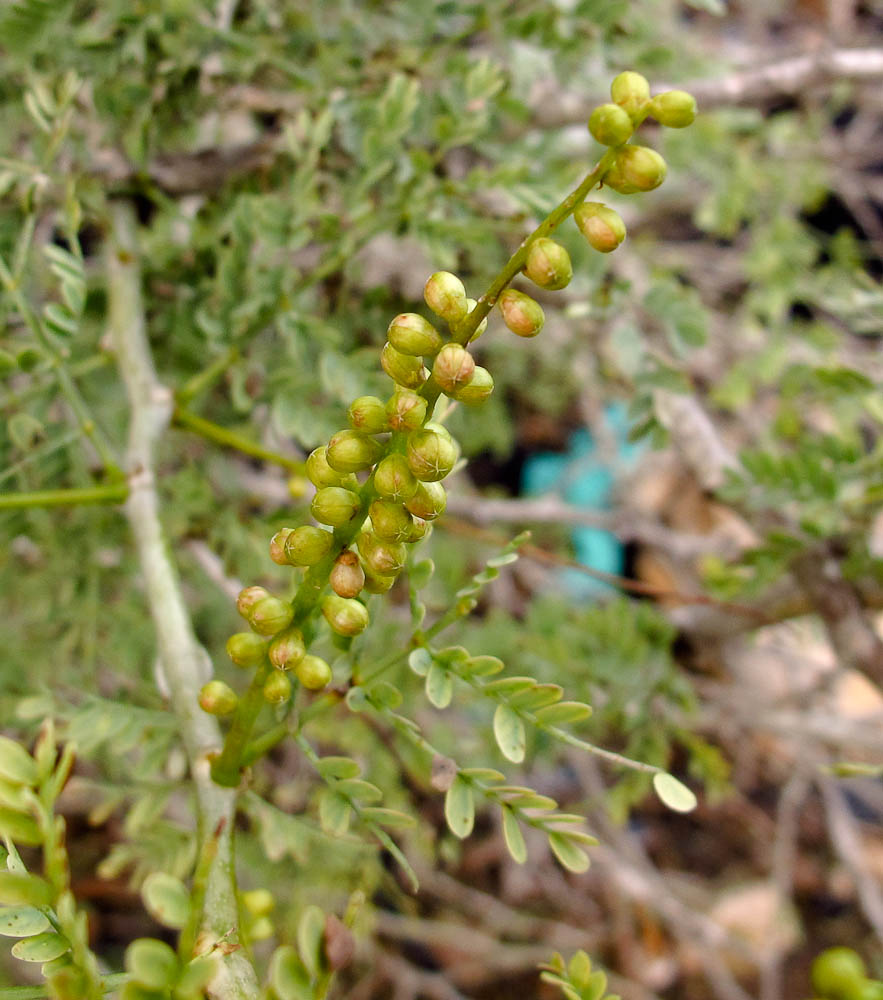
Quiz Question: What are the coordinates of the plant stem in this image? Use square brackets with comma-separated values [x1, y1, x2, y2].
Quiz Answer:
[0, 483, 129, 509]
[177, 346, 240, 405]
[105, 199, 259, 1000]
[173, 404, 305, 473]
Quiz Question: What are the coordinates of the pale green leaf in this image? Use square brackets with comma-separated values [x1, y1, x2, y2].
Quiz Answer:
[548, 832, 590, 873]
[444, 776, 475, 839]
[493, 705, 525, 763]
[501, 806, 526, 864]
[652, 773, 697, 813]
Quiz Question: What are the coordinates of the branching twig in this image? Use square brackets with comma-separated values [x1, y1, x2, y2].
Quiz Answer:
[105, 199, 259, 1000]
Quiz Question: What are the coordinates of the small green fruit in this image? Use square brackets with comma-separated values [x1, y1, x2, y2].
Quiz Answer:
[226, 632, 268, 668]
[432, 343, 475, 395]
[284, 525, 334, 566]
[311, 487, 361, 527]
[199, 681, 238, 716]
[322, 594, 369, 636]
[269, 528, 293, 565]
[358, 532, 406, 577]
[523, 238, 572, 290]
[407, 428, 458, 482]
[573, 202, 626, 253]
[387, 313, 443, 356]
[347, 395, 388, 434]
[404, 479, 447, 520]
[499, 289, 544, 338]
[306, 447, 349, 488]
[380, 342, 428, 388]
[424, 272, 469, 324]
[811, 949, 867, 1000]
[236, 585, 269, 619]
[610, 145, 667, 193]
[330, 550, 365, 598]
[588, 103, 633, 146]
[326, 430, 384, 474]
[263, 670, 292, 705]
[453, 366, 494, 405]
[296, 654, 333, 690]
[610, 70, 650, 117]
[385, 389, 428, 432]
[268, 627, 306, 669]
[649, 89, 697, 128]
[374, 453, 419, 502]
[249, 597, 294, 636]
[369, 499, 413, 542]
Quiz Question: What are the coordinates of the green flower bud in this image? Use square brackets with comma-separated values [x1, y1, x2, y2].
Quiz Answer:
[311, 486, 362, 527]
[453, 365, 494, 405]
[358, 531, 407, 577]
[347, 395, 388, 434]
[199, 681, 238, 716]
[407, 517, 431, 542]
[407, 428, 458, 481]
[369, 498, 413, 542]
[499, 289, 544, 338]
[649, 89, 697, 128]
[227, 632, 268, 668]
[268, 627, 306, 669]
[295, 654, 333, 690]
[610, 70, 650, 117]
[263, 670, 292, 705]
[306, 447, 349, 488]
[385, 389, 428, 432]
[387, 313, 443, 356]
[465, 298, 488, 339]
[330, 550, 365, 598]
[326, 430, 384, 474]
[288, 475, 310, 498]
[249, 597, 294, 636]
[573, 202, 626, 253]
[237, 585, 269, 619]
[424, 271, 469, 323]
[405, 479, 447, 520]
[424, 420, 453, 441]
[432, 343, 475, 395]
[610, 145, 667, 193]
[269, 528, 293, 565]
[380, 342, 429, 388]
[374, 452, 418, 502]
[363, 568, 397, 593]
[284, 525, 334, 566]
[588, 103, 633, 146]
[523, 238, 573, 290]
[322, 594, 369, 636]
[242, 889, 275, 917]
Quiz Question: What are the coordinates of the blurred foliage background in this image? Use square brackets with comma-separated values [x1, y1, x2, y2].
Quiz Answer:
[2, 1, 883, 998]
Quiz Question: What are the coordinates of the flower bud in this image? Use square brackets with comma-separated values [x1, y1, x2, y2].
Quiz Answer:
[326, 430, 384, 474]
[311, 486, 361, 527]
[464, 298, 488, 339]
[199, 681, 238, 716]
[237, 586, 269, 619]
[649, 89, 697, 128]
[523, 238, 572, 291]
[424, 272, 469, 323]
[330, 550, 365, 598]
[369, 499, 413, 542]
[306, 447, 349, 488]
[249, 597, 294, 636]
[453, 366, 494, 405]
[385, 389, 428, 432]
[573, 202, 626, 253]
[405, 479, 447, 520]
[288, 475, 309, 498]
[268, 627, 306, 669]
[610, 70, 650, 117]
[380, 343, 429, 388]
[269, 528, 293, 565]
[407, 428, 458, 481]
[374, 453, 418, 502]
[407, 517, 431, 542]
[588, 103, 633, 146]
[284, 525, 334, 566]
[322, 594, 369, 637]
[387, 313, 443, 356]
[499, 289, 544, 338]
[295, 654, 333, 690]
[227, 632, 268, 668]
[432, 343, 475, 395]
[610, 145, 666, 193]
[358, 532, 406, 577]
[363, 568, 397, 593]
[347, 395, 388, 434]
[263, 670, 292, 705]
[242, 889, 275, 917]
